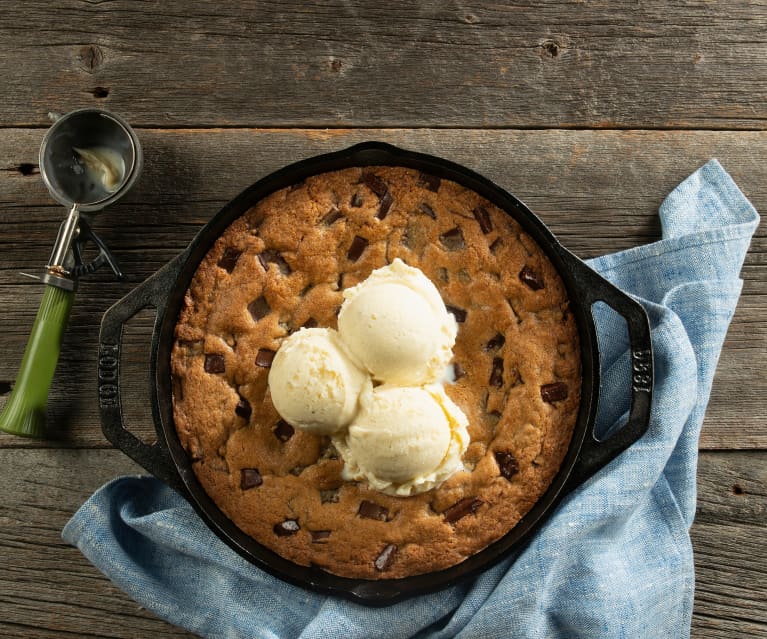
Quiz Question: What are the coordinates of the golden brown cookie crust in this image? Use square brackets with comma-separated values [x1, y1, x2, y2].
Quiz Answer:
[171, 166, 581, 579]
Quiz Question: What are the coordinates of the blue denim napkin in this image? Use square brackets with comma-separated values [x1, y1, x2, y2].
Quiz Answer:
[64, 160, 759, 639]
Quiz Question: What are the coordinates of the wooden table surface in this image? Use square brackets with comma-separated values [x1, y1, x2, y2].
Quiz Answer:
[1, 2, 765, 637]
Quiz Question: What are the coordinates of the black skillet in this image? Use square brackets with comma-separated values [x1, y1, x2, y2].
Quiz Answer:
[98, 142, 653, 606]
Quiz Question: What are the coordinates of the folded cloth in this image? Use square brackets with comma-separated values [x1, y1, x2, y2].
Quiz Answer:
[64, 160, 759, 639]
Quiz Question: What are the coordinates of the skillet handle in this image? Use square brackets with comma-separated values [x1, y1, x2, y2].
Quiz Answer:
[98, 256, 188, 497]
[561, 251, 654, 491]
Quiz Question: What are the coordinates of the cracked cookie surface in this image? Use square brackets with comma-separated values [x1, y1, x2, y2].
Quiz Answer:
[171, 166, 581, 579]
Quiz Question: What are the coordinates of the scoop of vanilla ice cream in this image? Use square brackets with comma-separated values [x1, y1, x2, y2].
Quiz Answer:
[337, 258, 457, 385]
[268, 328, 369, 435]
[333, 384, 469, 496]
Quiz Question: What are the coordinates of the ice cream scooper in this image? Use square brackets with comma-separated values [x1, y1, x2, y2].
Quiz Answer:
[0, 108, 142, 437]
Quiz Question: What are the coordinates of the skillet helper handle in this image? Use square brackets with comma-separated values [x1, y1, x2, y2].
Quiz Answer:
[0, 285, 75, 438]
[563, 254, 654, 490]
[98, 260, 187, 495]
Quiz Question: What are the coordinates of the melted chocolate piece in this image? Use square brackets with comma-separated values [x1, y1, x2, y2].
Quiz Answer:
[235, 397, 252, 420]
[519, 265, 545, 291]
[274, 420, 295, 442]
[374, 544, 398, 571]
[302, 317, 318, 329]
[274, 519, 300, 536]
[418, 202, 437, 219]
[485, 333, 505, 351]
[347, 235, 369, 261]
[495, 451, 519, 480]
[541, 382, 568, 403]
[453, 362, 466, 381]
[322, 208, 343, 225]
[311, 530, 332, 543]
[439, 227, 465, 251]
[358, 500, 389, 521]
[377, 191, 394, 220]
[255, 349, 275, 368]
[361, 171, 388, 197]
[489, 357, 504, 387]
[418, 172, 441, 192]
[446, 305, 467, 323]
[320, 489, 339, 504]
[204, 353, 225, 374]
[248, 296, 271, 322]
[240, 468, 262, 490]
[489, 237, 502, 254]
[218, 247, 241, 273]
[259, 250, 292, 275]
[473, 206, 493, 234]
[443, 497, 484, 523]
[350, 192, 363, 207]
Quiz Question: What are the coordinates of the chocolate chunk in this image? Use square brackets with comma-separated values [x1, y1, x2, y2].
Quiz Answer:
[377, 191, 394, 220]
[489, 357, 504, 387]
[351, 192, 364, 207]
[303, 317, 318, 329]
[240, 468, 262, 490]
[489, 237, 502, 254]
[485, 333, 505, 351]
[322, 208, 343, 225]
[374, 544, 398, 571]
[439, 227, 465, 251]
[274, 419, 295, 442]
[235, 397, 252, 420]
[320, 488, 340, 504]
[453, 362, 466, 381]
[361, 171, 388, 197]
[495, 451, 519, 480]
[259, 250, 292, 275]
[311, 530, 332, 543]
[347, 235, 369, 261]
[519, 265, 544, 291]
[418, 172, 441, 192]
[248, 296, 271, 322]
[358, 500, 389, 521]
[418, 202, 437, 219]
[443, 497, 483, 523]
[204, 353, 225, 374]
[487, 410, 502, 426]
[473, 206, 493, 234]
[541, 382, 568, 403]
[446, 305, 467, 323]
[256, 348, 275, 368]
[274, 519, 300, 536]
[218, 247, 241, 273]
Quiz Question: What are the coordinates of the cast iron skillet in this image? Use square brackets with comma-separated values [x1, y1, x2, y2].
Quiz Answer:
[98, 142, 653, 606]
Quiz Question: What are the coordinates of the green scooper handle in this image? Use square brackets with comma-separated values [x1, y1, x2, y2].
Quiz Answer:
[0, 284, 75, 437]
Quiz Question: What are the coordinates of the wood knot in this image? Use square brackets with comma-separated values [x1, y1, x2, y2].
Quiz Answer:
[78, 44, 104, 73]
[330, 58, 343, 73]
[16, 163, 39, 176]
[540, 39, 563, 59]
[463, 13, 478, 24]
[732, 484, 745, 496]
[91, 86, 110, 99]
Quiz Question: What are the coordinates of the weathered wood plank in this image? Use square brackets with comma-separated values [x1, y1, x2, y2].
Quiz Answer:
[0, 1, 766, 129]
[0, 128, 763, 449]
[0, 449, 762, 638]
[691, 451, 767, 638]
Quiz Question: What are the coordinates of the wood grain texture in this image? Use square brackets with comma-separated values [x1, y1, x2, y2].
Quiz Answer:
[0, 128, 763, 449]
[0, 1, 766, 129]
[0, 449, 762, 638]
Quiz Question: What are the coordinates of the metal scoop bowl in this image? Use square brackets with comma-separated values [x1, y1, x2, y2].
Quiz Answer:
[0, 108, 142, 437]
